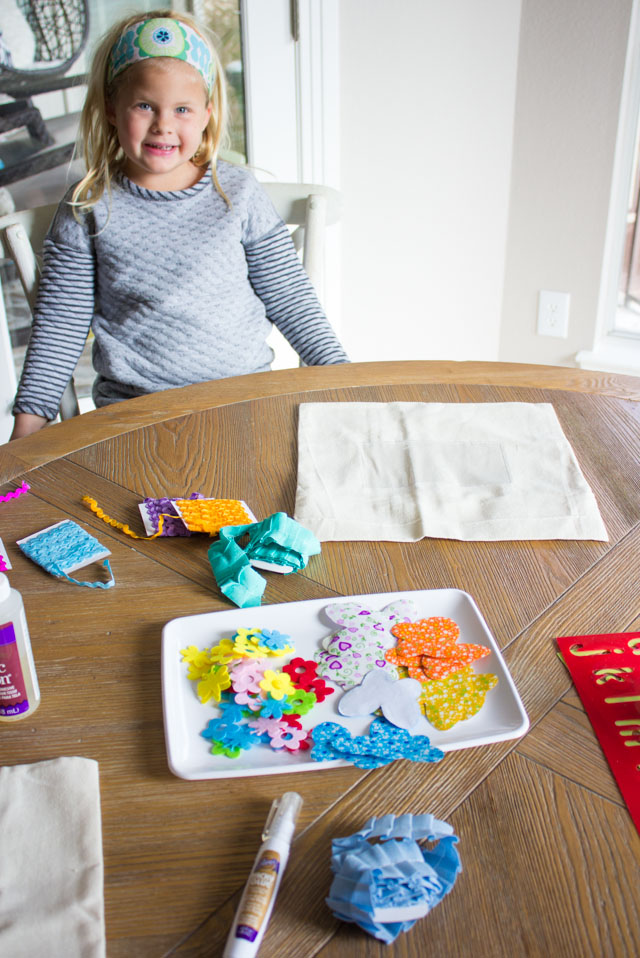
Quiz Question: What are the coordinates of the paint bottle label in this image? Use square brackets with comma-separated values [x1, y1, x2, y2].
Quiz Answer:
[0, 621, 30, 716]
[234, 851, 281, 942]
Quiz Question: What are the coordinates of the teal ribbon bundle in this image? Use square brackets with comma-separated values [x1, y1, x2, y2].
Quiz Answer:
[326, 813, 461, 944]
[207, 512, 321, 608]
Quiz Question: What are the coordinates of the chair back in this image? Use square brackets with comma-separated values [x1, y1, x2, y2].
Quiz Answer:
[0, 203, 79, 419]
[261, 182, 341, 292]
[0, 204, 57, 310]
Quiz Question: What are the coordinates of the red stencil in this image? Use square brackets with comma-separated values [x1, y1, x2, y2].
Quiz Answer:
[557, 631, 640, 835]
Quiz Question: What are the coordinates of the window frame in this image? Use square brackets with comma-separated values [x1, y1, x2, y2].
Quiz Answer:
[577, 0, 640, 373]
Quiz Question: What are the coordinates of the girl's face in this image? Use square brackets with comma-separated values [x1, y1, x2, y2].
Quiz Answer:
[107, 58, 212, 190]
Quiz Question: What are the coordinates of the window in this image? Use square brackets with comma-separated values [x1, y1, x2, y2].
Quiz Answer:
[576, 0, 640, 374]
[616, 112, 640, 336]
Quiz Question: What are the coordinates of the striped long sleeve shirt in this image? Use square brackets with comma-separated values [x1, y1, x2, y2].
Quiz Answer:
[13, 162, 348, 420]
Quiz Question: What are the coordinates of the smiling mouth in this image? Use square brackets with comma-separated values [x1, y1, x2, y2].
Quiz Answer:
[144, 143, 177, 152]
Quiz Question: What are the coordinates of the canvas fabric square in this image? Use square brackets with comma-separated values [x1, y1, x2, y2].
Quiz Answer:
[0, 757, 106, 957]
[293, 402, 608, 542]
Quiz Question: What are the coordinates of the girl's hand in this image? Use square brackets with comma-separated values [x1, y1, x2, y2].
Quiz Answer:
[10, 413, 49, 440]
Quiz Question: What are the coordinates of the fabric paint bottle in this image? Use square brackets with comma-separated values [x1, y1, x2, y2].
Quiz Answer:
[0, 573, 40, 721]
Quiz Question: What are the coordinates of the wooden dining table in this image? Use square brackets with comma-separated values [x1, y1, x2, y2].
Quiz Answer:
[1, 360, 639, 958]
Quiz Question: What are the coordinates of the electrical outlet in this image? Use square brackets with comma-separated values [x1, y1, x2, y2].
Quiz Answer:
[537, 290, 570, 338]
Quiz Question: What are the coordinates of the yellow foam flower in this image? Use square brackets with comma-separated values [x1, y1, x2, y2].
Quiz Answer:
[197, 665, 231, 704]
[258, 669, 295, 701]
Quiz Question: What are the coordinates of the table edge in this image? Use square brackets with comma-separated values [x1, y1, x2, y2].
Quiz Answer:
[2, 360, 639, 484]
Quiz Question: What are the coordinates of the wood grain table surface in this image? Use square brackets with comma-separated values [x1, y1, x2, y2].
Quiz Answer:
[1, 360, 639, 958]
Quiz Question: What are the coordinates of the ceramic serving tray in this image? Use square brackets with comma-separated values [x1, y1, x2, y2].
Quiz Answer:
[161, 588, 529, 780]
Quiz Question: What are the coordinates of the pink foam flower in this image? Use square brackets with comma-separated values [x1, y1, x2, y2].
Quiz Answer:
[234, 689, 263, 710]
[229, 658, 267, 693]
[269, 724, 309, 752]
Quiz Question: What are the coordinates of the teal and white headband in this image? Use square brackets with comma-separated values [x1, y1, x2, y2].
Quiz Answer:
[108, 17, 215, 92]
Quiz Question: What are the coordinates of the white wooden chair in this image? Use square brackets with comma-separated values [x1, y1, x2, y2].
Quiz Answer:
[0, 203, 80, 420]
[261, 181, 341, 292]
[0, 181, 340, 419]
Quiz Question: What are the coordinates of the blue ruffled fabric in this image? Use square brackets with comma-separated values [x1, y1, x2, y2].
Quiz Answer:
[326, 813, 461, 944]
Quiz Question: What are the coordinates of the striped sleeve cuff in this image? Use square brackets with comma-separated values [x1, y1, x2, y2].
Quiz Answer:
[246, 223, 349, 366]
[13, 238, 95, 420]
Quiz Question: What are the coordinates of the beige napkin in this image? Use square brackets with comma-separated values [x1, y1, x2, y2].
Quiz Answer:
[294, 402, 608, 542]
[0, 757, 106, 958]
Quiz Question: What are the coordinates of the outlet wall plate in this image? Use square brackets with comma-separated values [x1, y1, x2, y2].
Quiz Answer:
[537, 290, 570, 338]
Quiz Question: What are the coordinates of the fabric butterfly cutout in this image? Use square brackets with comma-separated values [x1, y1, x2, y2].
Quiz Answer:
[338, 669, 423, 731]
[311, 716, 444, 769]
[387, 617, 490, 681]
[314, 599, 418, 689]
[418, 666, 499, 730]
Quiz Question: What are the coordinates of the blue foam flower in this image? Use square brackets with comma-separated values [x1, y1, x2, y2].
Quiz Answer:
[260, 629, 292, 651]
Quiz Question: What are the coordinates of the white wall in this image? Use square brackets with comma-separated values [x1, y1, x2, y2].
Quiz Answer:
[499, 0, 633, 367]
[338, 0, 522, 362]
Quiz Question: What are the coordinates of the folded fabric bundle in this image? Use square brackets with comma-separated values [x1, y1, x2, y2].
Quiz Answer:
[294, 401, 608, 542]
[326, 812, 461, 943]
[207, 512, 321, 608]
[0, 757, 106, 957]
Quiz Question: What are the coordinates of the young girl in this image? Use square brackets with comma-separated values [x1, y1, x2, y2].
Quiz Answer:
[11, 10, 348, 440]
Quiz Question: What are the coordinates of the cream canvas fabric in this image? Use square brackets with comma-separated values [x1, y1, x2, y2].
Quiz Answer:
[0, 756, 106, 957]
[294, 402, 608, 542]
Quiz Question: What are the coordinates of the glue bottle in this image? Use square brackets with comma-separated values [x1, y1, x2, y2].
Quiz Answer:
[0, 573, 40, 721]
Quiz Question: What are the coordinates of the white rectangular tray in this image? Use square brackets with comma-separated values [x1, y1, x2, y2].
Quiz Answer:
[161, 589, 529, 780]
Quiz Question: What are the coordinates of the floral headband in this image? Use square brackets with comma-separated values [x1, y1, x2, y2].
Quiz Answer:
[108, 17, 215, 92]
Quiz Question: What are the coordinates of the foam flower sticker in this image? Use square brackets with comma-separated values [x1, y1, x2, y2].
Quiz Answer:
[201, 714, 258, 752]
[259, 669, 295, 701]
[247, 716, 286, 741]
[387, 617, 490, 681]
[283, 688, 317, 716]
[180, 645, 213, 675]
[259, 695, 287, 720]
[209, 638, 237, 665]
[233, 689, 263, 711]
[232, 631, 266, 659]
[229, 658, 267, 693]
[307, 676, 335, 703]
[218, 701, 246, 723]
[269, 724, 309, 752]
[419, 666, 498, 730]
[283, 657, 318, 689]
[210, 741, 242, 759]
[233, 628, 261, 642]
[196, 664, 231, 704]
[259, 629, 294, 653]
[282, 714, 303, 729]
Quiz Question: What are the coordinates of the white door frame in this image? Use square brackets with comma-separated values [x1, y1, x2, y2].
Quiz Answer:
[241, 0, 342, 365]
[241, 0, 340, 186]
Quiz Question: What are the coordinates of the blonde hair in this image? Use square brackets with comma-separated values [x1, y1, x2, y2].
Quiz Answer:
[71, 9, 229, 214]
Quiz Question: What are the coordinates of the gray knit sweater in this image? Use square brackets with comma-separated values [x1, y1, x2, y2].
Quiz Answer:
[13, 162, 348, 419]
